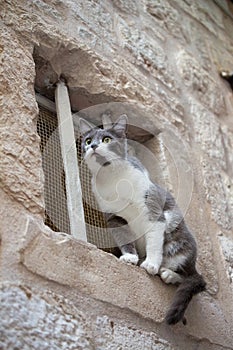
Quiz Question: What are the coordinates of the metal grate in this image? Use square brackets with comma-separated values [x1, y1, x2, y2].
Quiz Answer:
[37, 105, 116, 250]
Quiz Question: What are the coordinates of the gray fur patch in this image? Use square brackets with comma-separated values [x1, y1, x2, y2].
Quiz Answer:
[145, 185, 168, 222]
[163, 219, 197, 275]
[128, 156, 145, 172]
[108, 139, 126, 159]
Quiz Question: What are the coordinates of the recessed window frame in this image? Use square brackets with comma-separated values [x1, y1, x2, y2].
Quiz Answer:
[36, 84, 160, 254]
[36, 82, 87, 242]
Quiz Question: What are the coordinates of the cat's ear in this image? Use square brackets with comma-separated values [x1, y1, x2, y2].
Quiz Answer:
[102, 112, 113, 129]
[112, 114, 128, 137]
[79, 118, 96, 135]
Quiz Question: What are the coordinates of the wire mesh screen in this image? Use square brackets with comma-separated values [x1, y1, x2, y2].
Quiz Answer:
[37, 105, 116, 251]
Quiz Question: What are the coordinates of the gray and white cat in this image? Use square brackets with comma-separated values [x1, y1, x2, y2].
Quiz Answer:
[79, 114, 206, 325]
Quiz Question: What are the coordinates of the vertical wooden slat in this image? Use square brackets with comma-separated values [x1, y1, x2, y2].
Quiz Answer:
[55, 80, 87, 241]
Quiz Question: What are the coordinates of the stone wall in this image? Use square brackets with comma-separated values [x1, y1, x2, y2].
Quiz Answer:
[1, 0, 233, 349]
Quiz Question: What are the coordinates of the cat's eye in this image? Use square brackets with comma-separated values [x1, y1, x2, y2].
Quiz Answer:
[85, 138, 92, 146]
[102, 136, 112, 144]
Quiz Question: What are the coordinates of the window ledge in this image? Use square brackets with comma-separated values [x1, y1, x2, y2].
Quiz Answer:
[20, 218, 172, 323]
[19, 218, 232, 347]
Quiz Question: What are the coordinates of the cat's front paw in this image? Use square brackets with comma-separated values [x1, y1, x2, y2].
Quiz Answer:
[140, 260, 159, 275]
[119, 253, 139, 265]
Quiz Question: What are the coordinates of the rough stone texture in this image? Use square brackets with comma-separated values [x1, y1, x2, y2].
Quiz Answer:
[1, 0, 233, 349]
[0, 27, 44, 214]
[177, 50, 226, 116]
[19, 219, 173, 324]
[20, 224, 232, 347]
[0, 286, 175, 350]
[0, 286, 92, 350]
[145, 0, 186, 41]
[189, 100, 233, 230]
[218, 234, 233, 283]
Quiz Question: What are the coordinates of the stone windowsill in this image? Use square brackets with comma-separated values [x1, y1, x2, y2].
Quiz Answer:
[19, 217, 232, 347]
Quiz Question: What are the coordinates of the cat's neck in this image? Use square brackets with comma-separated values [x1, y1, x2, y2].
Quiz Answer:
[88, 156, 129, 176]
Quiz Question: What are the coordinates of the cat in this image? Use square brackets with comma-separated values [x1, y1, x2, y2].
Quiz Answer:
[79, 114, 206, 325]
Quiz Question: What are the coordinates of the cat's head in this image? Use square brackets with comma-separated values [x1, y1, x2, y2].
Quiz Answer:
[79, 114, 128, 172]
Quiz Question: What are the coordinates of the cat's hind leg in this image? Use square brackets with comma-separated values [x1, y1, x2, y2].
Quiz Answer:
[119, 243, 139, 265]
[160, 252, 186, 284]
[106, 215, 139, 265]
[159, 267, 183, 285]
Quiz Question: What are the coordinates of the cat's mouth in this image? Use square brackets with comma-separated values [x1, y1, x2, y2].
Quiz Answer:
[86, 148, 99, 158]
[87, 149, 104, 161]
[90, 150, 99, 157]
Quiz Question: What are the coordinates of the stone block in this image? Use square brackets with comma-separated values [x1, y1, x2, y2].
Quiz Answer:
[111, 0, 139, 16]
[190, 100, 233, 230]
[0, 286, 175, 350]
[172, 0, 224, 35]
[222, 15, 233, 53]
[177, 50, 226, 116]
[0, 28, 44, 214]
[218, 234, 233, 284]
[209, 35, 233, 74]
[145, 0, 186, 41]
[188, 26, 212, 71]
[118, 19, 179, 93]
[152, 82, 185, 120]
[20, 222, 170, 324]
[17, 220, 233, 347]
[0, 286, 92, 350]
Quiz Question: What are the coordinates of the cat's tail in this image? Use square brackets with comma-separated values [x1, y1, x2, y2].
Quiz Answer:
[165, 272, 206, 325]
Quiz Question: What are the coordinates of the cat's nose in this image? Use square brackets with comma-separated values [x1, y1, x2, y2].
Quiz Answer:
[91, 143, 98, 150]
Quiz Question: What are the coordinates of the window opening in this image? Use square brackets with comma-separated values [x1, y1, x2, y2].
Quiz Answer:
[36, 93, 117, 252]
[37, 102, 70, 234]
[33, 47, 158, 255]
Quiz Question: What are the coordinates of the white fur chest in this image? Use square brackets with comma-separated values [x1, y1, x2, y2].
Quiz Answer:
[91, 163, 151, 223]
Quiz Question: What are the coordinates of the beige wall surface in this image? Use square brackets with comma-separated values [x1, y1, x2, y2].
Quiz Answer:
[0, 1, 233, 349]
